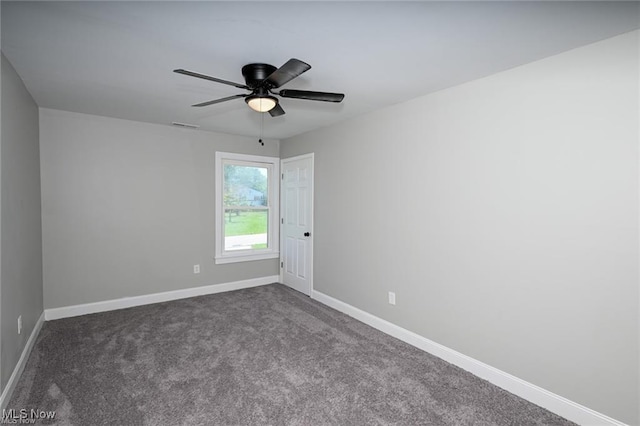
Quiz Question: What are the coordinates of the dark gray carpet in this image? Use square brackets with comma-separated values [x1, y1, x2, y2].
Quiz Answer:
[9, 284, 574, 425]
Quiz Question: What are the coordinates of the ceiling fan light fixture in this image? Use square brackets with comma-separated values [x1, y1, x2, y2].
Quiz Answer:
[245, 95, 277, 113]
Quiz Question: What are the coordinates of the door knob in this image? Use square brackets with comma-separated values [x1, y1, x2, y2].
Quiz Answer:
[304, 232, 310, 237]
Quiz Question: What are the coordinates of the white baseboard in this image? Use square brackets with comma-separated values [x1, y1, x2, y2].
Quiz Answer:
[45, 276, 279, 321]
[311, 290, 627, 426]
[0, 312, 45, 410]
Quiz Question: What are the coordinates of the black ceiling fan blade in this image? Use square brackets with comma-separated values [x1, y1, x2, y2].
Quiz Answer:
[269, 104, 285, 117]
[174, 69, 249, 90]
[278, 89, 344, 103]
[192, 94, 246, 107]
[264, 59, 311, 88]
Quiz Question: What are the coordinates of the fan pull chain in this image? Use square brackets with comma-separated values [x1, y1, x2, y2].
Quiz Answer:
[258, 112, 265, 146]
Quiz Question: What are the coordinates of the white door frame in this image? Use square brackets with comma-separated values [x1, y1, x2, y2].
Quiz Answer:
[279, 153, 314, 295]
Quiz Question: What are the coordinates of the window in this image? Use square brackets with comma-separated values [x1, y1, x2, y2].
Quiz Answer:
[215, 152, 279, 264]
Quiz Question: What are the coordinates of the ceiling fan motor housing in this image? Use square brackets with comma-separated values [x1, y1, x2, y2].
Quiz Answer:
[242, 63, 277, 89]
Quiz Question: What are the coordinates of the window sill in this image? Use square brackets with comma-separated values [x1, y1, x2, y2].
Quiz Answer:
[215, 251, 280, 265]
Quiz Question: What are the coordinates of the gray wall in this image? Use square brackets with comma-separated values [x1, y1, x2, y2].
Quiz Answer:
[40, 109, 279, 309]
[1, 53, 43, 390]
[281, 31, 639, 425]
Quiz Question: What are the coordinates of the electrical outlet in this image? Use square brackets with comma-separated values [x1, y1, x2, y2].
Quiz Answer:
[193, 264, 200, 274]
[388, 292, 396, 305]
[17, 315, 22, 335]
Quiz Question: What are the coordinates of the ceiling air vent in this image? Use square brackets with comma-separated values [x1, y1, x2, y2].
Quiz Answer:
[171, 121, 200, 129]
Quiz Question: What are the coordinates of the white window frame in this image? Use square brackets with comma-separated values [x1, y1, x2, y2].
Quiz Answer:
[215, 152, 280, 264]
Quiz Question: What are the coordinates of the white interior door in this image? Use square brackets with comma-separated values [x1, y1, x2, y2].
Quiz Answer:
[280, 154, 313, 296]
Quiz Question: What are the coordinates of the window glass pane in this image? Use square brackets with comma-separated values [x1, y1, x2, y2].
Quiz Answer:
[224, 164, 268, 207]
[224, 209, 268, 251]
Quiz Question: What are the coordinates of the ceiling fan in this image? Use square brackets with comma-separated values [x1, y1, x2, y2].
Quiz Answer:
[174, 58, 344, 117]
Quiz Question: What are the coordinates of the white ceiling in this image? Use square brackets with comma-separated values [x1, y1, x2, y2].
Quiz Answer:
[2, 1, 639, 140]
